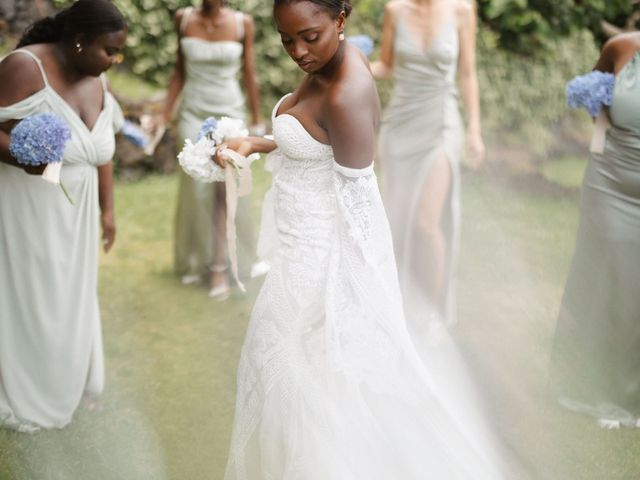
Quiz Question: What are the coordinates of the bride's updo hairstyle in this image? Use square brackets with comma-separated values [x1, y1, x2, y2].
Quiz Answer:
[17, 0, 127, 48]
[273, 0, 353, 18]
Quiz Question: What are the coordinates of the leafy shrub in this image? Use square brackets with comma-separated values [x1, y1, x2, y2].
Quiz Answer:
[477, 28, 598, 157]
[54, 0, 382, 117]
[51, 0, 600, 159]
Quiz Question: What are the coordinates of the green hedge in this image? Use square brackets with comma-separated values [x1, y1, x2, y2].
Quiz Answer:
[477, 28, 598, 157]
[112, 0, 380, 116]
[50, 0, 600, 159]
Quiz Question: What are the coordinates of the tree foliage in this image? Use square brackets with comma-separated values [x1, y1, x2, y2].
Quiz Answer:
[477, 0, 636, 54]
[47, 0, 640, 90]
[44, 0, 635, 151]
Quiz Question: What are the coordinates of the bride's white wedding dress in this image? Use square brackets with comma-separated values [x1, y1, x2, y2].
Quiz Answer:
[224, 96, 505, 479]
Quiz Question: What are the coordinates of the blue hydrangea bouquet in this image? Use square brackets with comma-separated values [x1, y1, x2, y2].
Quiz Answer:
[347, 35, 374, 57]
[566, 70, 615, 117]
[9, 113, 73, 204]
[121, 119, 149, 149]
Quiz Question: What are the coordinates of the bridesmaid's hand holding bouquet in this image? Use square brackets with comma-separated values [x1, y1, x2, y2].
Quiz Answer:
[9, 113, 73, 203]
[566, 70, 615, 117]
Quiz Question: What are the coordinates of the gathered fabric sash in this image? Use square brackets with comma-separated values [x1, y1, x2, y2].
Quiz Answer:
[220, 148, 256, 292]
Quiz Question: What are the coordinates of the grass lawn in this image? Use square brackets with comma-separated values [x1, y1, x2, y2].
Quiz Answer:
[2, 159, 639, 480]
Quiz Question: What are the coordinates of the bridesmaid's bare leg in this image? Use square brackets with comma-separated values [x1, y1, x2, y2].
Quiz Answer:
[415, 153, 452, 318]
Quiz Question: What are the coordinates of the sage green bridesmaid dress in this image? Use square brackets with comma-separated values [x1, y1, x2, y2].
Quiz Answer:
[0, 49, 123, 431]
[378, 13, 462, 330]
[551, 52, 640, 425]
[174, 8, 255, 280]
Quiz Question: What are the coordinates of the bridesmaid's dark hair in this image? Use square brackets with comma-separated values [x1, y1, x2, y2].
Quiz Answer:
[17, 0, 127, 48]
[273, 0, 352, 18]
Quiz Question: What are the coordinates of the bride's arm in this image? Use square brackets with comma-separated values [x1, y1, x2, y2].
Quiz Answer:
[325, 82, 378, 170]
[213, 136, 277, 167]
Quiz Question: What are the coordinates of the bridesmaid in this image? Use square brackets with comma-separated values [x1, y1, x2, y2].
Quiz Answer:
[371, 0, 484, 338]
[0, 0, 127, 431]
[550, 32, 640, 428]
[163, 0, 265, 299]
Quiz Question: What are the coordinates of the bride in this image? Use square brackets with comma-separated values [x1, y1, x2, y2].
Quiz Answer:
[216, 1, 506, 478]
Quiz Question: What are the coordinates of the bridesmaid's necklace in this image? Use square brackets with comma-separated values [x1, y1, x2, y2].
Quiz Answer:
[201, 17, 217, 33]
[200, 8, 221, 34]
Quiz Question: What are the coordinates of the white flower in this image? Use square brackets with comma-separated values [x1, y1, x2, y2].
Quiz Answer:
[216, 117, 249, 141]
[177, 136, 224, 183]
[179, 116, 254, 183]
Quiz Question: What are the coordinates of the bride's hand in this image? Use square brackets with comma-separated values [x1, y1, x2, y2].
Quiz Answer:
[212, 137, 253, 168]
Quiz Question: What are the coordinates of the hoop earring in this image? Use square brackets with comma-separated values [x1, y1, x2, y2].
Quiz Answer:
[76, 42, 82, 53]
[339, 32, 345, 41]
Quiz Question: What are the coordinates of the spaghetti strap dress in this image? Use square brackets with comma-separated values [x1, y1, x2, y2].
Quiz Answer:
[173, 9, 256, 279]
[0, 48, 124, 431]
[378, 13, 463, 329]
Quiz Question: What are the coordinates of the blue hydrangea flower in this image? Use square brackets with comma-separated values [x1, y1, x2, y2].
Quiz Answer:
[121, 119, 149, 148]
[9, 113, 71, 166]
[566, 71, 615, 117]
[348, 35, 374, 57]
[196, 116, 218, 142]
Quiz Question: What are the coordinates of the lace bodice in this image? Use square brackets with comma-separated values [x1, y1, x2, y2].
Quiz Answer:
[264, 103, 382, 296]
[271, 113, 335, 260]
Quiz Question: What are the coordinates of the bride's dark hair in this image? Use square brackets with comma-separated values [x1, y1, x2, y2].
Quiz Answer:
[273, 0, 352, 18]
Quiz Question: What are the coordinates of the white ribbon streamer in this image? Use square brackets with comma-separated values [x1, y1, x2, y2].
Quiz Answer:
[590, 110, 611, 154]
[41, 161, 62, 184]
[219, 148, 259, 292]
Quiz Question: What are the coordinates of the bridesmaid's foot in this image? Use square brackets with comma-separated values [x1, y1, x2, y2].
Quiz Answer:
[81, 393, 103, 412]
[181, 273, 202, 285]
[209, 264, 230, 301]
[597, 418, 621, 429]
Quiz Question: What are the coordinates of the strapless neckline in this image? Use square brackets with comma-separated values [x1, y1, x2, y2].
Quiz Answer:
[274, 113, 333, 150]
[180, 37, 240, 46]
[272, 93, 333, 149]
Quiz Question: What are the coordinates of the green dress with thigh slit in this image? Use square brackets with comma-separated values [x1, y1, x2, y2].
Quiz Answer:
[378, 15, 463, 329]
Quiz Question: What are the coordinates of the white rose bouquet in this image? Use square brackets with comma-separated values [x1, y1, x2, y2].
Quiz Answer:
[178, 116, 259, 182]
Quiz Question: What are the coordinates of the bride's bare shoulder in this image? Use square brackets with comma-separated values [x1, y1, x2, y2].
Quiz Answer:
[329, 50, 378, 112]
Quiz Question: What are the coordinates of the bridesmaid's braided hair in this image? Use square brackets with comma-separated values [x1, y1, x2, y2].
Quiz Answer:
[17, 0, 126, 48]
[273, 0, 353, 18]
